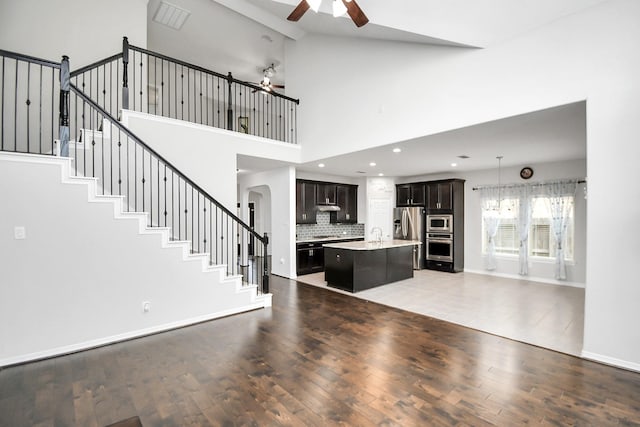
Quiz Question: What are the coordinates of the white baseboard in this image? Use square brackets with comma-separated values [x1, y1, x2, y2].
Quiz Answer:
[581, 351, 640, 373]
[463, 268, 585, 288]
[0, 301, 268, 368]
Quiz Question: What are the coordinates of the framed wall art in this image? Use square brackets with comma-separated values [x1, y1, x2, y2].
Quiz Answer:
[238, 116, 249, 134]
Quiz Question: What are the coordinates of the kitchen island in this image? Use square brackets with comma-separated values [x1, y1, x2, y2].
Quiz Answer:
[323, 240, 420, 292]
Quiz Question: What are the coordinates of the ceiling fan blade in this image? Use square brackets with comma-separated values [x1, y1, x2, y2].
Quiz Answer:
[342, 0, 369, 27]
[288, 0, 310, 22]
[272, 84, 285, 89]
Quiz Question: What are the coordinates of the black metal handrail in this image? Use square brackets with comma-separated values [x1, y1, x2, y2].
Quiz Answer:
[70, 52, 121, 78]
[1, 49, 62, 69]
[68, 82, 270, 292]
[70, 37, 299, 144]
[1, 48, 269, 293]
[129, 44, 299, 104]
[70, 82, 265, 244]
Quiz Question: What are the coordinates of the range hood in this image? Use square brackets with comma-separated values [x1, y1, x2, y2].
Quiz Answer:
[315, 205, 341, 212]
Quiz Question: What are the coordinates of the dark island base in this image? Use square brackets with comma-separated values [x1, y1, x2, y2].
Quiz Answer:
[324, 245, 414, 293]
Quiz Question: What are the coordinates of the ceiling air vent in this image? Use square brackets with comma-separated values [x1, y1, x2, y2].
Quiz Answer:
[153, 1, 191, 30]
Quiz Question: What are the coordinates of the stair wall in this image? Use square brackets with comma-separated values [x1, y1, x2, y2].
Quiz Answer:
[0, 152, 269, 367]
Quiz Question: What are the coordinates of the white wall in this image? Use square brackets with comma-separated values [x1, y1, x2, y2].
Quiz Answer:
[285, 0, 640, 371]
[401, 159, 587, 285]
[0, 154, 265, 366]
[0, 0, 148, 67]
[238, 167, 296, 278]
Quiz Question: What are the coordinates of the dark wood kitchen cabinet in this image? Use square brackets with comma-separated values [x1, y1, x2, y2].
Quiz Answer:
[296, 242, 324, 275]
[426, 179, 464, 213]
[316, 183, 337, 205]
[331, 184, 358, 224]
[296, 180, 317, 224]
[396, 178, 465, 273]
[396, 183, 425, 206]
[296, 237, 364, 275]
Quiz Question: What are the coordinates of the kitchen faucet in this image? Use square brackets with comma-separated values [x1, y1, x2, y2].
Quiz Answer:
[371, 227, 383, 244]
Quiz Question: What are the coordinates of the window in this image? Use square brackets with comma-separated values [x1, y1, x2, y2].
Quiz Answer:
[482, 196, 574, 260]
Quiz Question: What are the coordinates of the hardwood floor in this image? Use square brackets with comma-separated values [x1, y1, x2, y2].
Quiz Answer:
[1, 275, 639, 426]
[297, 269, 585, 356]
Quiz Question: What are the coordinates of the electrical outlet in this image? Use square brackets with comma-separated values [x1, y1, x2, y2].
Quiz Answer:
[14, 226, 26, 240]
[142, 301, 151, 313]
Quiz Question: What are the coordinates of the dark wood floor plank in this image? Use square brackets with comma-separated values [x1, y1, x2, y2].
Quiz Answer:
[1, 275, 640, 426]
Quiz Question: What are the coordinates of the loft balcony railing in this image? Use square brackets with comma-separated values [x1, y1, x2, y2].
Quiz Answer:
[70, 37, 299, 144]
[0, 48, 269, 293]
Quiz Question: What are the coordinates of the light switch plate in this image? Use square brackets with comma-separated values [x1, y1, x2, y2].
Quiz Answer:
[14, 226, 26, 240]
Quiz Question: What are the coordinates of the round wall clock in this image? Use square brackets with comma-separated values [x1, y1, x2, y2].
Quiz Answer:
[520, 167, 534, 180]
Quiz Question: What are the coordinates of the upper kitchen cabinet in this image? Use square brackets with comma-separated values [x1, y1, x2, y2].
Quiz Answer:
[316, 182, 337, 205]
[396, 183, 425, 207]
[426, 179, 465, 213]
[296, 180, 317, 224]
[331, 184, 358, 224]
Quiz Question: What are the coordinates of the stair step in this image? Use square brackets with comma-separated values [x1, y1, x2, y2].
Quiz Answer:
[1, 151, 267, 310]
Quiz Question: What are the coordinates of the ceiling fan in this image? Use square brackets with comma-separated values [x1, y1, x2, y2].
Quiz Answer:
[253, 64, 285, 94]
[287, 0, 369, 28]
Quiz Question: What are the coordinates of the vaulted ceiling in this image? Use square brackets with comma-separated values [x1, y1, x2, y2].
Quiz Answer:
[147, 0, 598, 176]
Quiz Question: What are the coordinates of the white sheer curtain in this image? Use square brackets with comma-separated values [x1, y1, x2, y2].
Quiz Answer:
[515, 186, 532, 275]
[479, 187, 502, 271]
[543, 181, 577, 280]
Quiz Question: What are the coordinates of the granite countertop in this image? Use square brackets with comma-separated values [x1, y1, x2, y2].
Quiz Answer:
[296, 235, 365, 244]
[323, 239, 421, 250]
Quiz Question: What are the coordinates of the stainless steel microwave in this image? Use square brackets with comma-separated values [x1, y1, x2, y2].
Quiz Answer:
[426, 214, 453, 233]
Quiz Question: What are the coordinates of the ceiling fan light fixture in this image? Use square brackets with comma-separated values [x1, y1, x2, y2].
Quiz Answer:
[307, 0, 322, 13]
[332, 0, 347, 17]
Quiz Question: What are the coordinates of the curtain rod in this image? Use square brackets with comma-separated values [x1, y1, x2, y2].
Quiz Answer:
[472, 178, 586, 191]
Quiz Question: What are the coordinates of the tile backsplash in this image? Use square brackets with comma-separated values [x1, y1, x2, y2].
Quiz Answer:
[296, 212, 364, 240]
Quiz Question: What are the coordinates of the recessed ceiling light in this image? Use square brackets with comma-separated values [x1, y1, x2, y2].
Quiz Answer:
[393, 148, 401, 153]
[378, 173, 384, 176]
[451, 163, 457, 167]
[318, 163, 325, 168]
[369, 162, 376, 167]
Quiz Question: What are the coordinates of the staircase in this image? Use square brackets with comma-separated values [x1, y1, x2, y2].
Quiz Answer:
[0, 46, 274, 367]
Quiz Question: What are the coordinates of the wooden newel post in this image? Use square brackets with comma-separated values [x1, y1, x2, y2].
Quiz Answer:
[262, 232, 269, 294]
[59, 55, 70, 157]
[122, 36, 129, 110]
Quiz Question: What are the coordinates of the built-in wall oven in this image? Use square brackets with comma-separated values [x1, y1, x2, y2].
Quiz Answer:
[426, 233, 453, 262]
[427, 214, 453, 234]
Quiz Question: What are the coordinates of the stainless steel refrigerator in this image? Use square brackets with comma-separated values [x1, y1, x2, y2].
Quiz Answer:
[393, 207, 425, 269]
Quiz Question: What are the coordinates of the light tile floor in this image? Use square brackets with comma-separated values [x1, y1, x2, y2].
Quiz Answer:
[296, 269, 585, 356]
